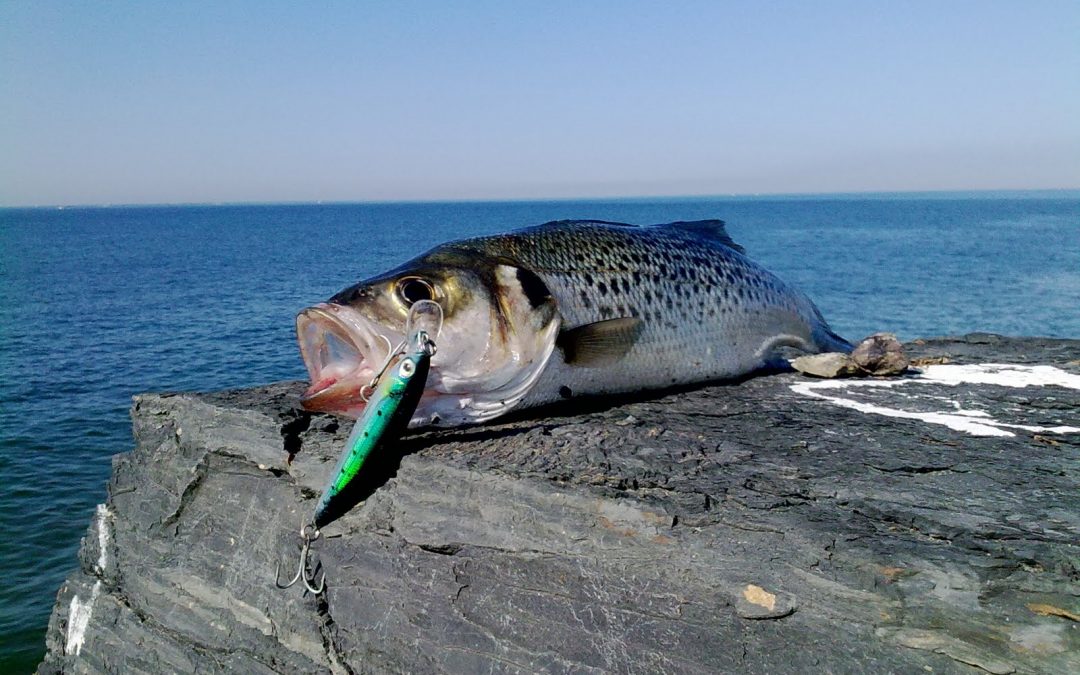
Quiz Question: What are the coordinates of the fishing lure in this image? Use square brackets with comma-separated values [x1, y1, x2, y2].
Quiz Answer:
[276, 301, 441, 594]
[313, 329, 433, 529]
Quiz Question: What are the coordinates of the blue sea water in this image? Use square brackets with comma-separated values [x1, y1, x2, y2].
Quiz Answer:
[0, 193, 1078, 670]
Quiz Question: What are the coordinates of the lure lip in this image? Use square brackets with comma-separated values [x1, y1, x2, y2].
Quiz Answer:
[296, 303, 396, 416]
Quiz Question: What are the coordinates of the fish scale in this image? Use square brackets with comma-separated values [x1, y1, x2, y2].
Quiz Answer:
[443, 220, 846, 405]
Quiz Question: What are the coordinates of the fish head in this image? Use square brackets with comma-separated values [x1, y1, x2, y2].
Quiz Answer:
[296, 248, 560, 425]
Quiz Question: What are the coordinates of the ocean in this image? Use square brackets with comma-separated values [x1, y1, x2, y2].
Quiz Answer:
[1, 192, 1078, 670]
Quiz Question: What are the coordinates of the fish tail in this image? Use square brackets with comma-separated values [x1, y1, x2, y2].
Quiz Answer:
[803, 300, 854, 354]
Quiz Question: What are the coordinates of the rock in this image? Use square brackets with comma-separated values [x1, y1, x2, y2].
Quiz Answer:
[850, 332, 910, 375]
[790, 333, 911, 378]
[39, 335, 1080, 674]
[789, 351, 859, 377]
[735, 584, 798, 620]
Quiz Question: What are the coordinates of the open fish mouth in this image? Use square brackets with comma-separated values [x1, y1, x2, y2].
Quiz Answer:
[296, 303, 396, 416]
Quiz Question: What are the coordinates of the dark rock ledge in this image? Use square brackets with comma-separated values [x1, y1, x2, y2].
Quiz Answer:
[39, 335, 1079, 674]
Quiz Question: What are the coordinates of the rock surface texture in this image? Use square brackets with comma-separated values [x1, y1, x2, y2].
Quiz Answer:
[39, 335, 1080, 674]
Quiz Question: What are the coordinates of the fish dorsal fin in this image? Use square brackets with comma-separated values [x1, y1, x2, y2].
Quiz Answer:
[540, 219, 639, 229]
[660, 220, 744, 254]
[557, 317, 643, 367]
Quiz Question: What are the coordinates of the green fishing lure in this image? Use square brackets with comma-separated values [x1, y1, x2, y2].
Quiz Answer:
[277, 305, 440, 594]
[313, 329, 433, 528]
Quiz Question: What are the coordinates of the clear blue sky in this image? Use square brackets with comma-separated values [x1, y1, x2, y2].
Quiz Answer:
[2, 1, 1078, 206]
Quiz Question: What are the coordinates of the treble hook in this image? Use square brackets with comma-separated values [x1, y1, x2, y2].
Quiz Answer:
[274, 524, 325, 594]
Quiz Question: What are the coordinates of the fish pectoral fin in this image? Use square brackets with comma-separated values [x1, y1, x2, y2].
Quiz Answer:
[557, 317, 643, 367]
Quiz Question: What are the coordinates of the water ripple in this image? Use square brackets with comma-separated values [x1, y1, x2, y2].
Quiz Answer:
[1, 196, 1078, 670]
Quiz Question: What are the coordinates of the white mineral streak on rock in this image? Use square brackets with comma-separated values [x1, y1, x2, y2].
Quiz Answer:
[95, 504, 111, 573]
[791, 363, 1080, 437]
[65, 504, 112, 656]
[921, 363, 1080, 389]
[65, 581, 101, 656]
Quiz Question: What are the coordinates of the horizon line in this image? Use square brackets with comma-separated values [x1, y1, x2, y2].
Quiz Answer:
[2, 187, 1079, 210]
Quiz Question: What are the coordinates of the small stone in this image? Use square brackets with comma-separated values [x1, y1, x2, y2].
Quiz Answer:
[735, 583, 797, 619]
[614, 415, 639, 427]
[790, 352, 858, 378]
[851, 333, 910, 375]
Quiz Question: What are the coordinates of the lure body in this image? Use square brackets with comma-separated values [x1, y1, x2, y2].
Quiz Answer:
[312, 337, 431, 528]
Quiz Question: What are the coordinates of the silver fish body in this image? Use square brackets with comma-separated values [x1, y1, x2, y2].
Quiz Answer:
[297, 219, 850, 426]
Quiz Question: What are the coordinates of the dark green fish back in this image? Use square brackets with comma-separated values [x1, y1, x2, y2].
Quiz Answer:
[438, 219, 848, 397]
[445, 220, 819, 330]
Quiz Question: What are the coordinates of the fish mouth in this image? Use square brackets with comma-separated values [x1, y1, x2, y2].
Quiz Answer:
[296, 303, 396, 416]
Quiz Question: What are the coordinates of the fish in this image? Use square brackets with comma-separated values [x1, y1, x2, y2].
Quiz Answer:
[296, 219, 852, 427]
[311, 329, 433, 529]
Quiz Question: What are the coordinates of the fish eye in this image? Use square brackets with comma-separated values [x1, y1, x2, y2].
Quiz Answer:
[396, 277, 435, 306]
[398, 359, 415, 378]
